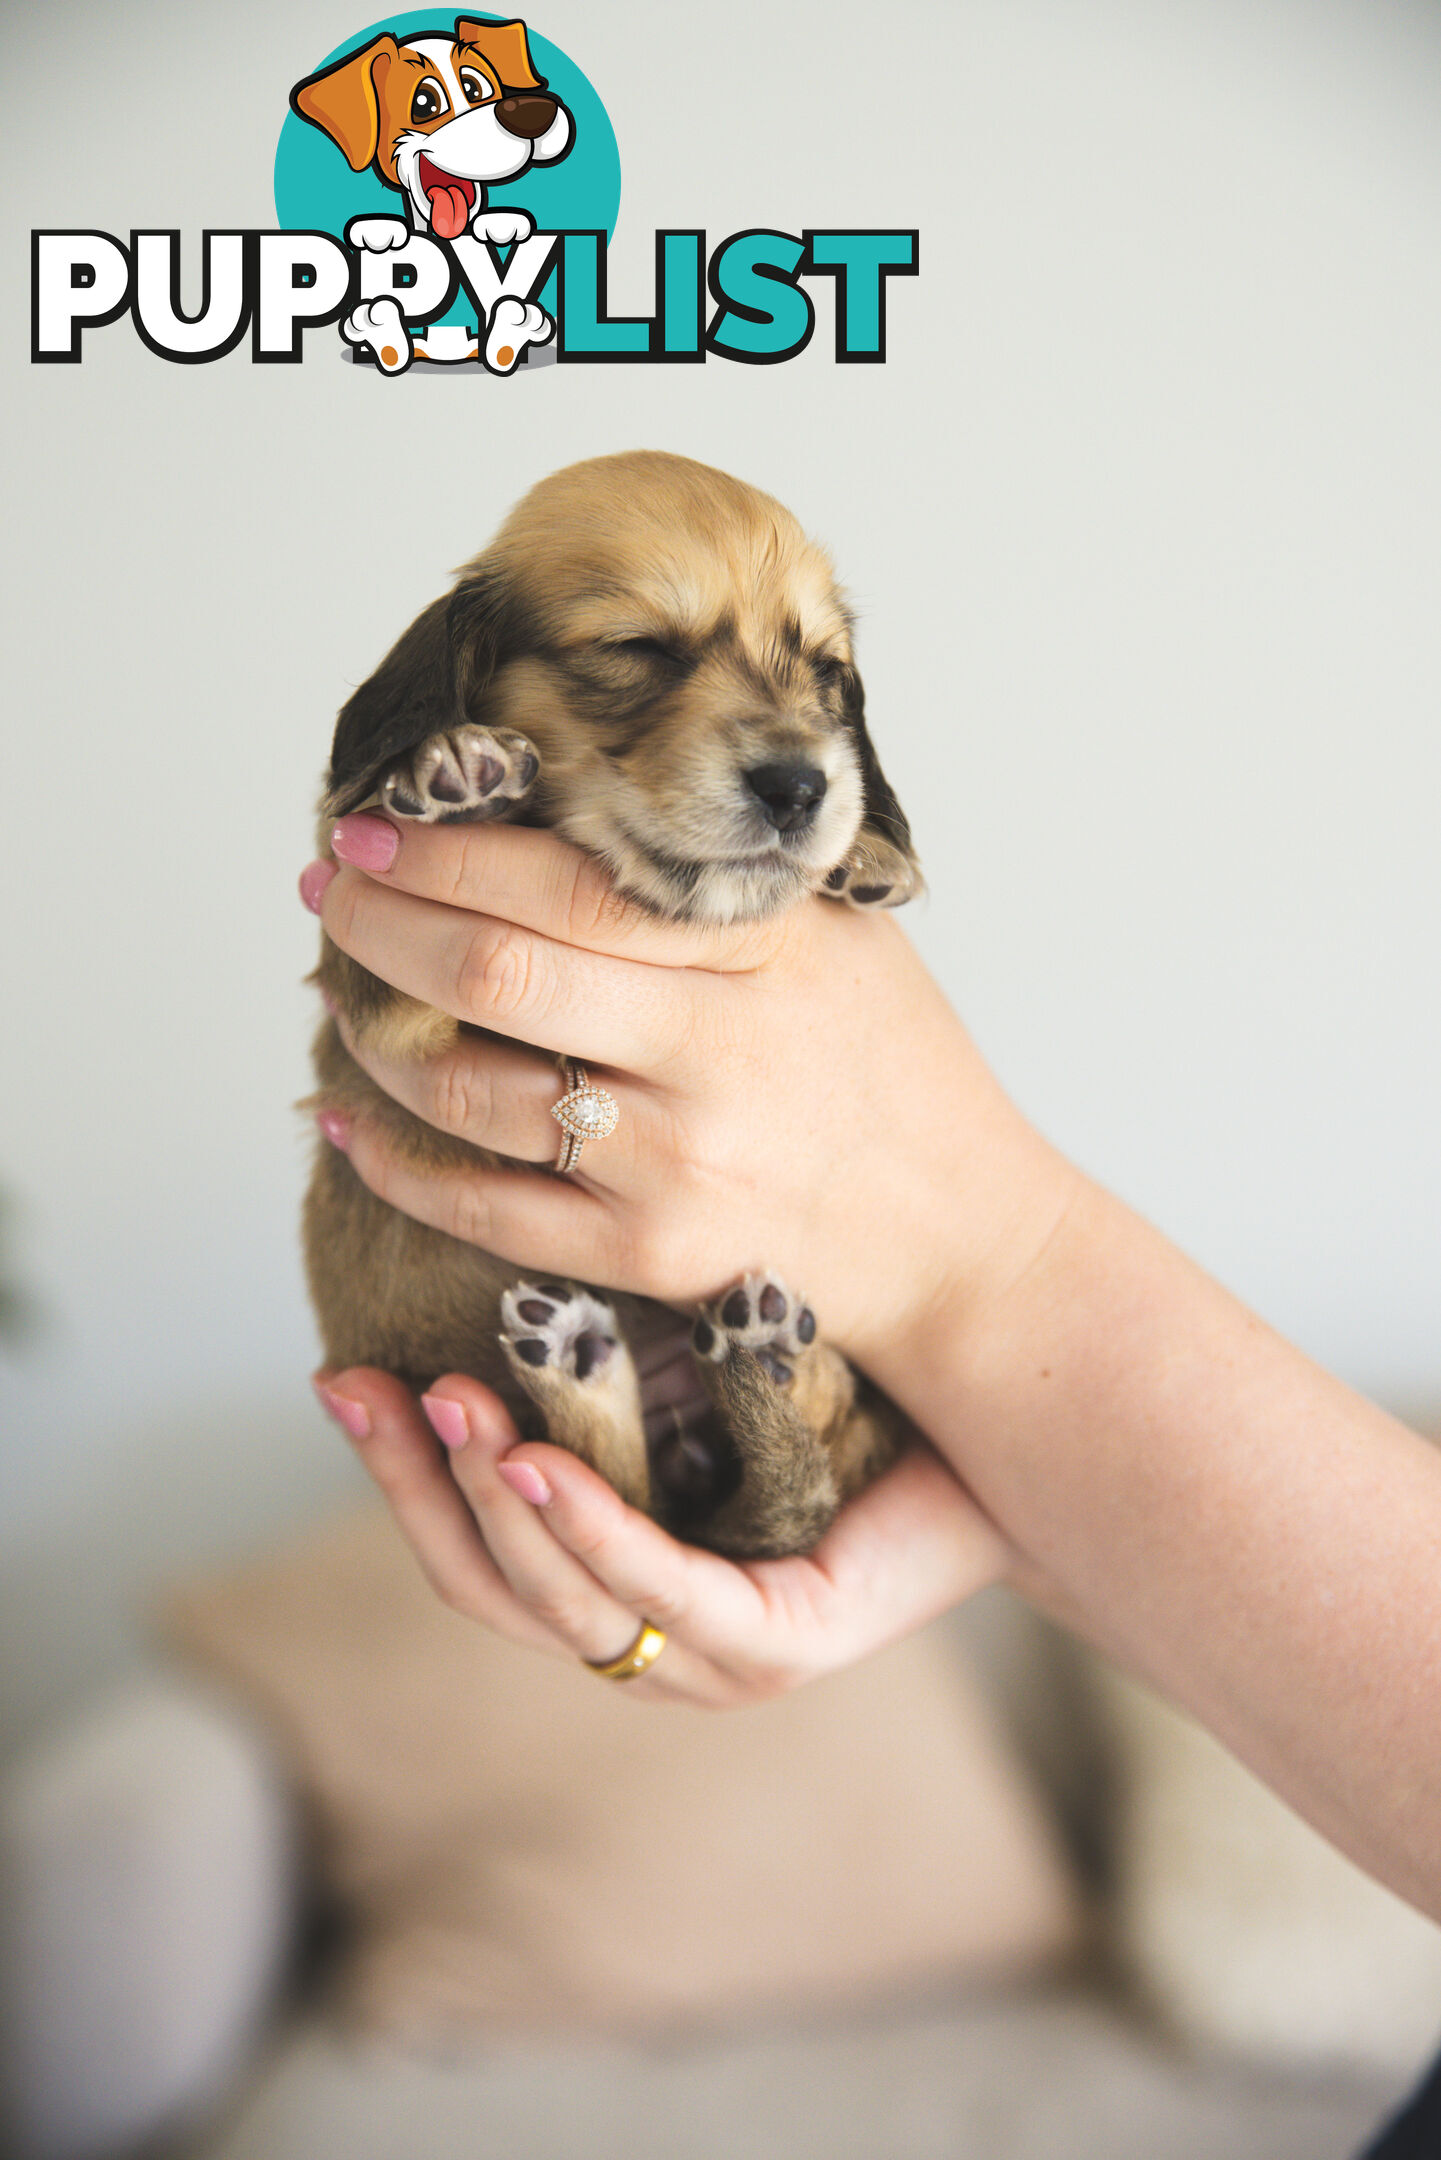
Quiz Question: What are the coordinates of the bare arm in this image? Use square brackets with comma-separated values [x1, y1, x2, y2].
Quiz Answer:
[880, 1178, 1441, 1921]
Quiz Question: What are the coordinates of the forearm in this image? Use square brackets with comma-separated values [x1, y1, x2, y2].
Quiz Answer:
[874, 1175, 1441, 1918]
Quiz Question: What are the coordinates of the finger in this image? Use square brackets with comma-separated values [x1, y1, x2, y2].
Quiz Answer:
[312, 1368, 558, 1655]
[330, 816, 785, 974]
[421, 1375, 690, 1672]
[506, 1441, 1011, 1685]
[333, 1012, 655, 1185]
[329, 1112, 631, 1277]
[319, 865, 697, 1070]
[498, 1440, 813, 1687]
[335, 1015, 572, 1165]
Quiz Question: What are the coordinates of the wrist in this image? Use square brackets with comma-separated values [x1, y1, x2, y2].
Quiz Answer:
[854, 1119, 1090, 1401]
[863, 1168, 1129, 1613]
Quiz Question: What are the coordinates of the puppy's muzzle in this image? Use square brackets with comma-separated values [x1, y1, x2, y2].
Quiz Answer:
[744, 761, 828, 833]
[496, 94, 559, 140]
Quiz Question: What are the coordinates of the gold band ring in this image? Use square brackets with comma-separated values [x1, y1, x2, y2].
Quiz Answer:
[585, 1620, 667, 1681]
[550, 1055, 620, 1174]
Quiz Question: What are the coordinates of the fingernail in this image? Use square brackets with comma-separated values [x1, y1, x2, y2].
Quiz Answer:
[313, 1379, 371, 1440]
[422, 1393, 470, 1450]
[299, 860, 337, 914]
[316, 1109, 351, 1151]
[332, 814, 399, 873]
[319, 987, 338, 1016]
[497, 1458, 553, 1506]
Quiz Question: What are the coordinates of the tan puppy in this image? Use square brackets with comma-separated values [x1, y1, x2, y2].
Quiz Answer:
[306, 453, 921, 1558]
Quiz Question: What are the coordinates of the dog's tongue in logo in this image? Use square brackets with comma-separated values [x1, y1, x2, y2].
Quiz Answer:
[418, 153, 474, 240]
[287, 18, 582, 371]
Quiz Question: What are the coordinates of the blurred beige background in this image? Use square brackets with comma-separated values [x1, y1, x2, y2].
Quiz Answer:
[1, 0, 1438, 1770]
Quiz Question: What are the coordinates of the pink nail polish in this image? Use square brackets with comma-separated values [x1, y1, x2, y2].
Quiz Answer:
[497, 1459, 553, 1506]
[332, 815, 399, 873]
[299, 860, 337, 914]
[316, 1110, 351, 1151]
[422, 1393, 470, 1450]
[313, 1381, 371, 1440]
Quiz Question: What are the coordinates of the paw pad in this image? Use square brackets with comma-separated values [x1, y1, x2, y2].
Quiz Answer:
[380, 725, 539, 824]
[501, 1283, 619, 1385]
[692, 1272, 817, 1387]
[823, 838, 922, 911]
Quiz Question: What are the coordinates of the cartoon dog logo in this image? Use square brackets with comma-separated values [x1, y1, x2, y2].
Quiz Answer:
[290, 16, 573, 373]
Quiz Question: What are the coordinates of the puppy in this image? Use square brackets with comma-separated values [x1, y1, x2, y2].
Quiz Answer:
[306, 452, 922, 1558]
[291, 16, 571, 372]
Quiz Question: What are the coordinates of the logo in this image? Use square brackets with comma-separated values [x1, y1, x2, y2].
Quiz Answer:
[32, 12, 918, 373]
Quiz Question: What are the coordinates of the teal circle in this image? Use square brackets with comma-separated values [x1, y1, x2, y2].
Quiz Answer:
[274, 11, 620, 327]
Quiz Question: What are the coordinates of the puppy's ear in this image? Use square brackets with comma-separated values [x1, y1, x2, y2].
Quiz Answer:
[324, 569, 511, 817]
[455, 18, 544, 91]
[291, 35, 398, 173]
[829, 665, 925, 909]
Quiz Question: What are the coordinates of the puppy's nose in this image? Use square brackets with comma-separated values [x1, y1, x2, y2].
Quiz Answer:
[744, 761, 828, 832]
[495, 94, 559, 139]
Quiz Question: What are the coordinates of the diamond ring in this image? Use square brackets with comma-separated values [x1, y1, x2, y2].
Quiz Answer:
[550, 1056, 620, 1174]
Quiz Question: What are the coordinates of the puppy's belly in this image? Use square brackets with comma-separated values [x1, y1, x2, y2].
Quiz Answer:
[303, 1142, 520, 1395]
[633, 1315, 714, 1444]
[306, 1139, 713, 1438]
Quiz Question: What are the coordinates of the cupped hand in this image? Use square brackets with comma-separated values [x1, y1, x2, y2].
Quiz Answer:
[304, 815, 1074, 1375]
[313, 1363, 1014, 1707]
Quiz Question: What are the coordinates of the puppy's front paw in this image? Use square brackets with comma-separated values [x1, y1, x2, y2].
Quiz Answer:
[691, 1272, 817, 1387]
[346, 216, 411, 253]
[823, 829, 923, 910]
[474, 208, 536, 247]
[379, 725, 539, 823]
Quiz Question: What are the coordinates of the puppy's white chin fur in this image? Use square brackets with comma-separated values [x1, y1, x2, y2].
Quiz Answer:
[626, 858, 820, 926]
[665, 857, 820, 926]
[558, 815, 827, 924]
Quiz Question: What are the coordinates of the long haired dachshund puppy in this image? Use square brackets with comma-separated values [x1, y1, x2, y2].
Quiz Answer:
[306, 452, 922, 1558]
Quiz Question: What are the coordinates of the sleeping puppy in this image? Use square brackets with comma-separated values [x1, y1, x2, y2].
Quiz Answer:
[306, 451, 922, 1558]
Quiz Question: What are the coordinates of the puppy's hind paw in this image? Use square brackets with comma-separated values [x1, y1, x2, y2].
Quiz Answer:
[484, 297, 553, 375]
[692, 1272, 817, 1388]
[501, 1282, 622, 1385]
[498, 1282, 648, 1509]
[379, 725, 539, 823]
[341, 297, 411, 375]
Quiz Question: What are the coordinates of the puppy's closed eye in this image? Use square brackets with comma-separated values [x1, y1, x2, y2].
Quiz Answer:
[607, 635, 694, 672]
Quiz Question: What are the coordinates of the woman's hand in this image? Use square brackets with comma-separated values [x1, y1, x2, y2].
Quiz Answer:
[301, 812, 1045, 1700]
[313, 1363, 1014, 1708]
[303, 814, 1078, 1375]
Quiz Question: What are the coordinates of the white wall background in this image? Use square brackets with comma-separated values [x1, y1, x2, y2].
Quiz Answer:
[1, 0, 1438, 1753]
